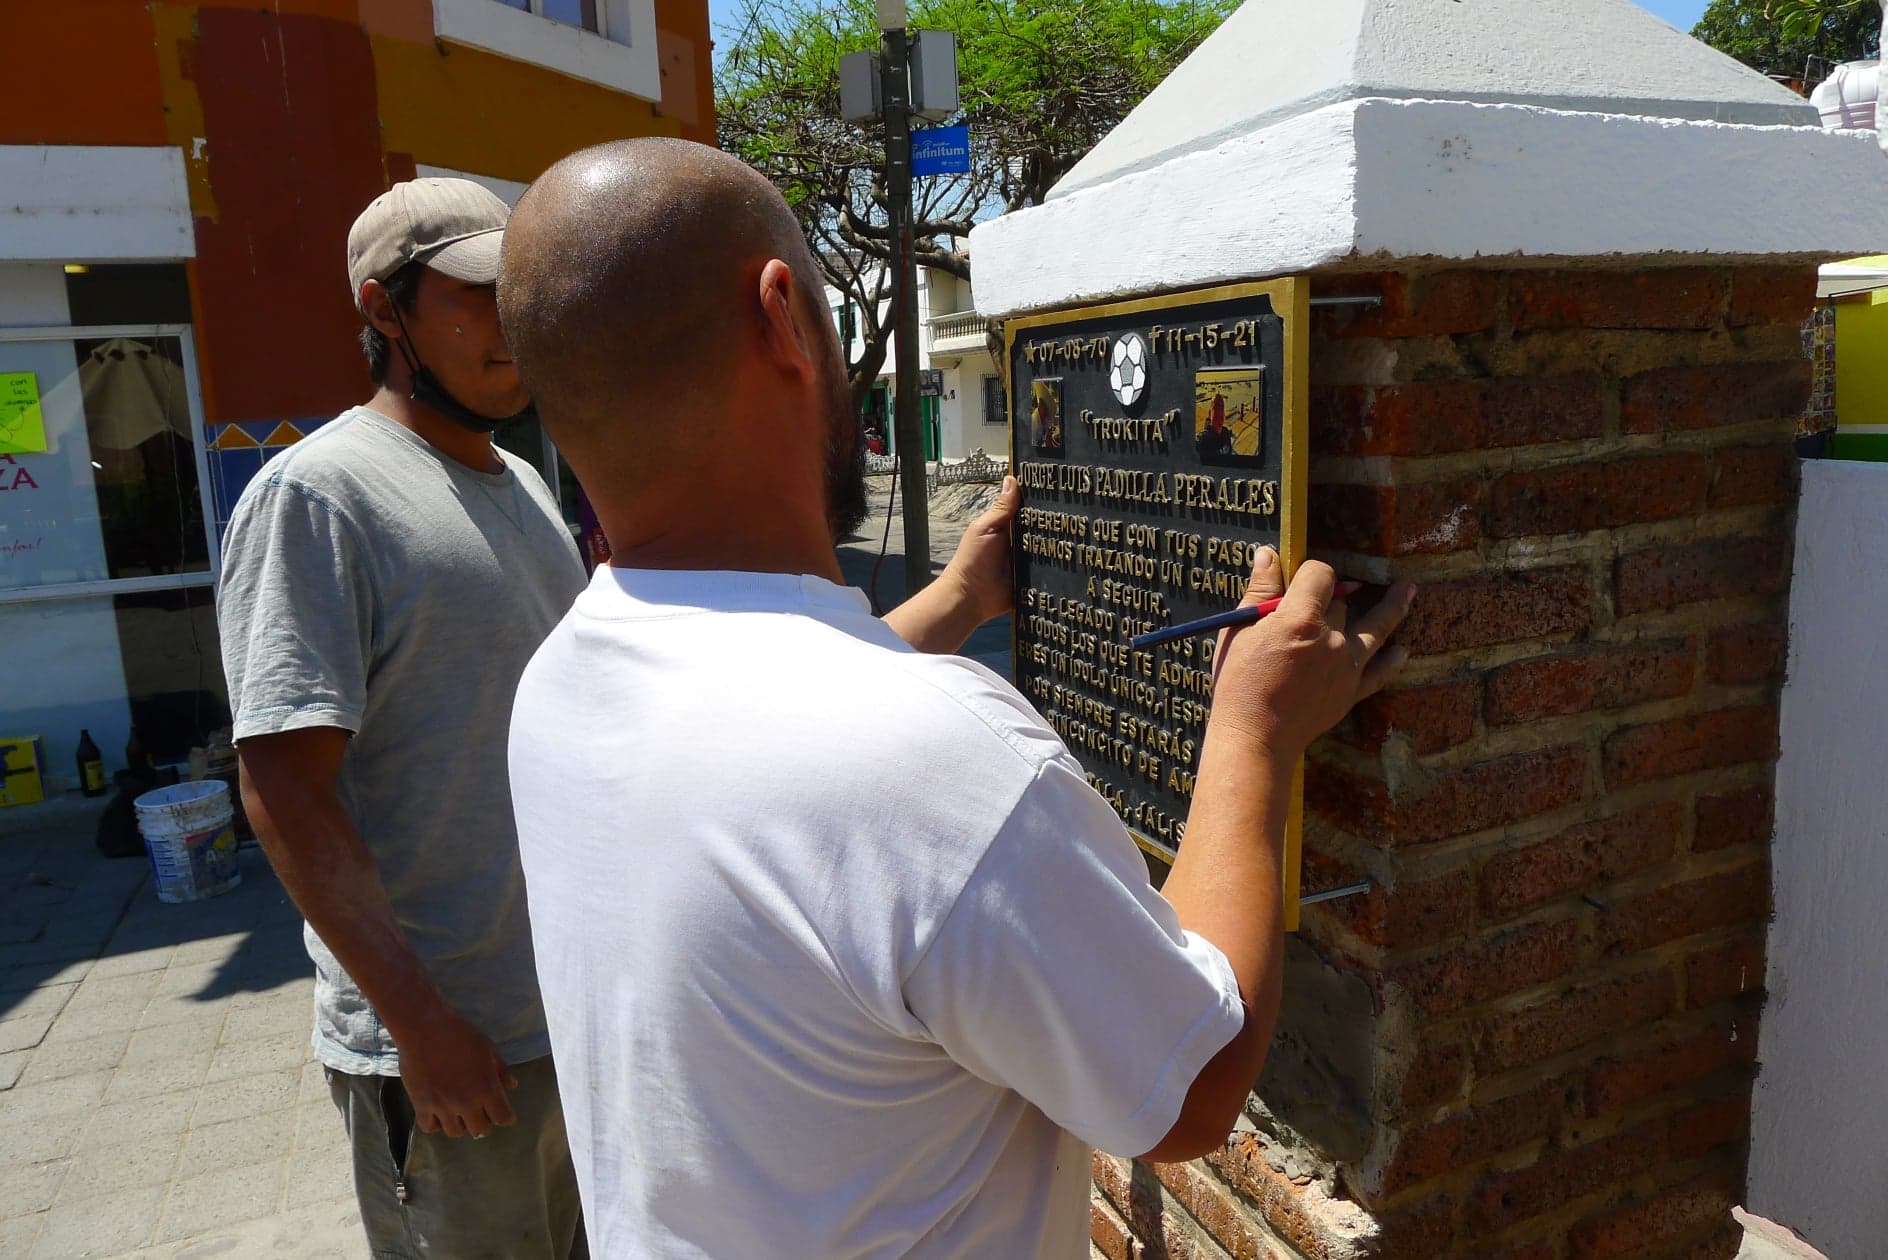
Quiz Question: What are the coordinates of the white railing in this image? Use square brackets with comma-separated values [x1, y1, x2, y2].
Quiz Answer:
[929, 310, 989, 347]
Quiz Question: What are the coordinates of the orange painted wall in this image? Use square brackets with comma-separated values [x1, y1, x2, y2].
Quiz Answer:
[2, 0, 716, 428]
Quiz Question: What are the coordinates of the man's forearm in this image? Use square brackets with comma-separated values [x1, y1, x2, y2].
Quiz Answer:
[883, 571, 985, 655]
[243, 778, 450, 1042]
[1161, 723, 1294, 1061]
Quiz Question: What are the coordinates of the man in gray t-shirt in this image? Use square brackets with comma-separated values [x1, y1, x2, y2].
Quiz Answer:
[217, 179, 588, 1258]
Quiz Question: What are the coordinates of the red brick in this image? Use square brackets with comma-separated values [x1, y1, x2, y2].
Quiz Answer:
[1313, 381, 1487, 457]
[1621, 361, 1811, 434]
[1513, 270, 1724, 331]
[1728, 268, 1818, 328]
[1093, 1151, 1133, 1214]
[1672, 1222, 1748, 1260]
[1684, 935, 1765, 1009]
[1308, 745, 1589, 847]
[1316, 271, 1504, 339]
[1152, 1160, 1269, 1260]
[1401, 1036, 1471, 1109]
[1309, 866, 1474, 952]
[1467, 1118, 1665, 1233]
[1313, 376, 1604, 457]
[1604, 866, 1770, 955]
[1615, 535, 1790, 616]
[1603, 705, 1779, 788]
[1091, 1199, 1134, 1260]
[1705, 624, 1785, 686]
[1694, 785, 1773, 854]
[1209, 1135, 1357, 1260]
[1567, 1172, 1738, 1260]
[1485, 375, 1609, 449]
[1670, 1090, 1751, 1160]
[1372, 1196, 1460, 1260]
[1391, 918, 1583, 1016]
[1486, 643, 1695, 726]
[1479, 968, 1676, 1075]
[1377, 1079, 1570, 1194]
[1479, 801, 1682, 918]
[1489, 454, 1709, 539]
[1709, 447, 1796, 509]
[1336, 679, 1480, 755]
[1400, 566, 1592, 655]
[1312, 478, 1483, 557]
[1584, 1024, 1740, 1116]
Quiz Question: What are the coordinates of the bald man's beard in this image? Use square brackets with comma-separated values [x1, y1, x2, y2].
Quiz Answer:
[824, 362, 871, 543]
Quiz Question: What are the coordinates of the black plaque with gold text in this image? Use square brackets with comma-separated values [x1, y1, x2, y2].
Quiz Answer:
[1007, 280, 1308, 907]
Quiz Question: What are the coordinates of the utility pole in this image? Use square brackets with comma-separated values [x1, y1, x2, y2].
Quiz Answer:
[877, 9, 930, 596]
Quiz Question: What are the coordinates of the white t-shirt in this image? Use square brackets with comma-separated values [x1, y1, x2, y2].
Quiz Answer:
[509, 567, 1244, 1259]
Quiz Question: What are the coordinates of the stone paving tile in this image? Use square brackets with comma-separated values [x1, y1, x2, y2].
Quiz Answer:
[2, 984, 77, 1025]
[0, 1051, 26, 1090]
[41, 997, 146, 1044]
[114, 1195, 365, 1260]
[75, 1090, 197, 1152]
[177, 1111, 296, 1177]
[86, 947, 178, 982]
[0, 1067, 111, 1121]
[0, 1160, 66, 1220]
[204, 1032, 306, 1085]
[295, 1060, 327, 1105]
[0, 960, 93, 993]
[0, 1012, 54, 1055]
[218, 997, 308, 1046]
[190, 1070, 297, 1128]
[28, 1184, 163, 1259]
[64, 971, 163, 1015]
[0, 1111, 81, 1165]
[104, 1057, 211, 1105]
[121, 1019, 221, 1068]
[57, 1136, 182, 1205]
[283, 1147, 354, 1211]
[0, 1214, 43, 1260]
[294, 1099, 346, 1154]
[16, 1031, 129, 1086]
[155, 1157, 290, 1244]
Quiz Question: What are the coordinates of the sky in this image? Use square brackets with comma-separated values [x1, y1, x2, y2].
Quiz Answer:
[704, 0, 1717, 45]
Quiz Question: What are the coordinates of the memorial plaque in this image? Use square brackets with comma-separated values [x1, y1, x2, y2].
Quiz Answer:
[1006, 279, 1308, 921]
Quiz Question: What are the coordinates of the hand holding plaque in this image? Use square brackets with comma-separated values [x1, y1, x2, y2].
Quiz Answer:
[1205, 551, 1416, 761]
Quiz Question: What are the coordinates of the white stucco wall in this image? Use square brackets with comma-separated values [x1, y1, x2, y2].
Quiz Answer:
[973, 99, 1888, 319]
[1057, 0, 1814, 199]
[0, 146, 193, 263]
[1749, 458, 1888, 1256]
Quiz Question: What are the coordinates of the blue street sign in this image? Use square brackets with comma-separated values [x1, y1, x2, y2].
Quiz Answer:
[911, 126, 971, 177]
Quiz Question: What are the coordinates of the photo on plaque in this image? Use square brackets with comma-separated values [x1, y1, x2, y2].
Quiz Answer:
[1194, 367, 1265, 465]
[1028, 377, 1066, 454]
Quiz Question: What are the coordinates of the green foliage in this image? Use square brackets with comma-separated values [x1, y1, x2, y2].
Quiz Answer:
[1691, 0, 1878, 81]
[715, 0, 1235, 400]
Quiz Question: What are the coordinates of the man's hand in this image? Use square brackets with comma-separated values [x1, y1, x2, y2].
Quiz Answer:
[1208, 550, 1414, 757]
[882, 476, 1022, 654]
[937, 475, 1022, 625]
[394, 1009, 518, 1138]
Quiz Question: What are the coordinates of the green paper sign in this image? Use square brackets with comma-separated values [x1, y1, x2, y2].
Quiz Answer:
[0, 373, 47, 456]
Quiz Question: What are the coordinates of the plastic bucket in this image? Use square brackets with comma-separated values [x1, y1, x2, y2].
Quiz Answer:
[134, 780, 242, 903]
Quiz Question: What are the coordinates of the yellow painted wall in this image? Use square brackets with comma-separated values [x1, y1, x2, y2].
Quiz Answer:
[1835, 294, 1888, 432]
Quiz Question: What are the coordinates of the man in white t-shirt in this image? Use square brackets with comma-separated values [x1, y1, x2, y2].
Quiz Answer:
[498, 139, 1414, 1258]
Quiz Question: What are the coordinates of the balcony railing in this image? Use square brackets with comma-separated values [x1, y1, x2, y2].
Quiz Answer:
[928, 310, 991, 348]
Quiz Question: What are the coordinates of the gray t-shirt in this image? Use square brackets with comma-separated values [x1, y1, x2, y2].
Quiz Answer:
[217, 406, 587, 1074]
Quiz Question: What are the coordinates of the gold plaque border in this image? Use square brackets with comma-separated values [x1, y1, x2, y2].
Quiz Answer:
[1003, 277, 1309, 930]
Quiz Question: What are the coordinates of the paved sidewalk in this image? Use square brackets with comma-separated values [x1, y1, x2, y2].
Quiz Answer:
[0, 817, 363, 1259]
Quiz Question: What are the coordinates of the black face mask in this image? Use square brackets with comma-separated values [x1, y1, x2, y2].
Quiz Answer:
[390, 307, 534, 434]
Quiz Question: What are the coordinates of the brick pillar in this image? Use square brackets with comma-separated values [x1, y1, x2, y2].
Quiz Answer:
[1090, 266, 1811, 1260]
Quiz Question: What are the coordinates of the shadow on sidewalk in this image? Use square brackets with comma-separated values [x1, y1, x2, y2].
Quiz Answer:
[0, 823, 306, 1024]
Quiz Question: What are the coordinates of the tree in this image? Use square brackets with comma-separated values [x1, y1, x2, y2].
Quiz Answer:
[1691, 0, 1879, 83]
[716, 0, 1236, 410]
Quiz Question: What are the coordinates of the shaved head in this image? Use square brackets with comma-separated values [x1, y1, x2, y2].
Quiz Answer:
[500, 138, 866, 539]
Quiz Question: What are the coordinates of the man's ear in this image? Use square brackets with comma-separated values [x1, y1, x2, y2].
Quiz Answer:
[360, 279, 402, 340]
[756, 258, 818, 383]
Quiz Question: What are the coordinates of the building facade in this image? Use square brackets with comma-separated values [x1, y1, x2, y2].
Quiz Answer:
[828, 260, 1006, 464]
[0, 0, 714, 791]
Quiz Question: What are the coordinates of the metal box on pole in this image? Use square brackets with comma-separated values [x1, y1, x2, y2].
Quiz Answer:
[839, 50, 883, 123]
[909, 30, 959, 122]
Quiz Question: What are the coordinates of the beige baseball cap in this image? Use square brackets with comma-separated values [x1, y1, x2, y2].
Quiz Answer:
[346, 178, 510, 313]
